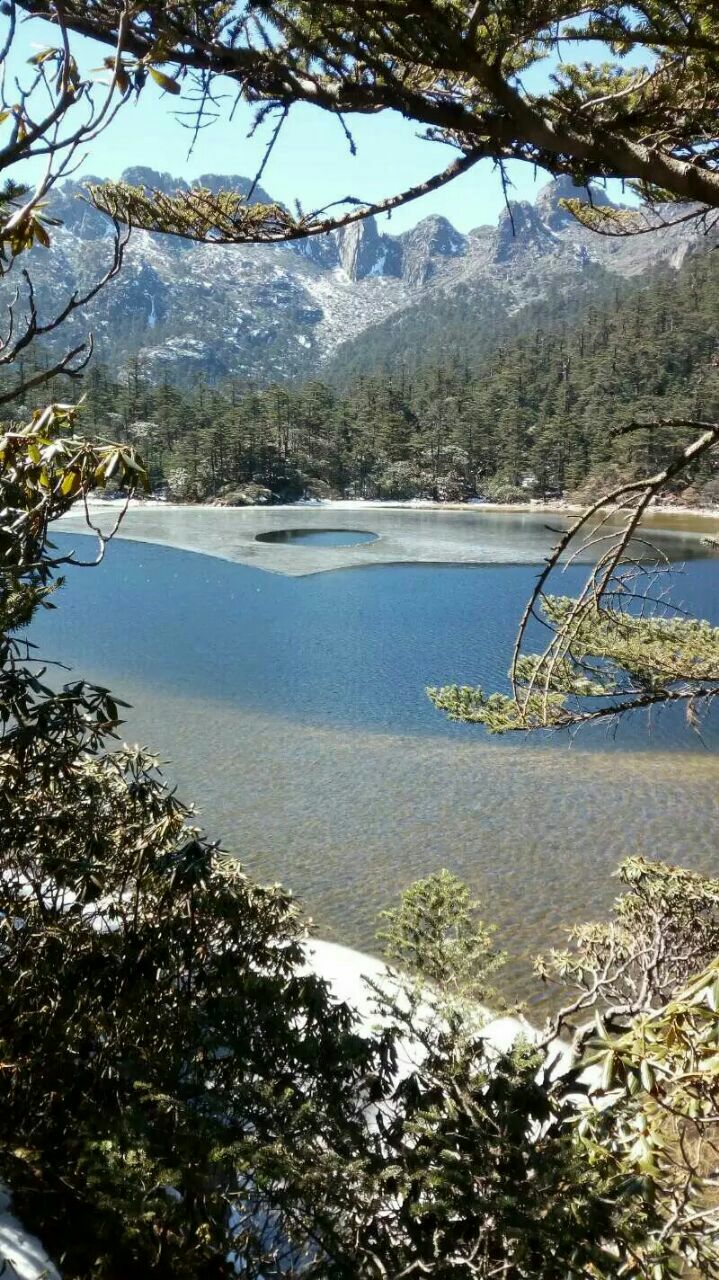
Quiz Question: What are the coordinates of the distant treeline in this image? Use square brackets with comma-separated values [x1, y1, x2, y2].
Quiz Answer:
[9, 250, 719, 506]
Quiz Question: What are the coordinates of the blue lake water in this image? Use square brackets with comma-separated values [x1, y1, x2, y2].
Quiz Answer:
[38, 533, 719, 750]
[28, 520, 719, 1003]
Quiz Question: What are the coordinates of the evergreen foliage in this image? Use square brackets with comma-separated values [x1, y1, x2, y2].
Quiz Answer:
[29, 1, 719, 223]
[377, 869, 505, 1004]
[15, 248, 718, 506]
[429, 595, 719, 730]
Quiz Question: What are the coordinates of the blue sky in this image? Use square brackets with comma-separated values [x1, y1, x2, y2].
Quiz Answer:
[70, 96, 561, 233]
[6, 15, 644, 234]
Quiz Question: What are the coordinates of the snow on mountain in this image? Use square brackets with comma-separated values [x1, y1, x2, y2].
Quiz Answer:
[10, 169, 717, 385]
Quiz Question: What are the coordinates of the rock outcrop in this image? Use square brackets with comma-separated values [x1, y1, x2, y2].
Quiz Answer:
[17, 169, 716, 385]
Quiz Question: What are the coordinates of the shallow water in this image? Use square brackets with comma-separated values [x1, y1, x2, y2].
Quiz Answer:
[33, 509, 719, 1005]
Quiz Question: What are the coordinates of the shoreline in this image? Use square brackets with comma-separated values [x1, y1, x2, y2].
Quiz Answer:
[72, 494, 719, 523]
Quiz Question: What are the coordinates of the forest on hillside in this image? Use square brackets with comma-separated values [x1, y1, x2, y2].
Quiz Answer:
[10, 247, 719, 507]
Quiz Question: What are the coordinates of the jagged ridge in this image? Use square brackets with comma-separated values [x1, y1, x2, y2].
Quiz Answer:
[10, 171, 716, 386]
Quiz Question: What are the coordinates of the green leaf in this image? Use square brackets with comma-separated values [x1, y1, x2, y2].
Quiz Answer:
[706, 977, 719, 1012]
[28, 47, 57, 66]
[103, 450, 121, 479]
[148, 67, 181, 95]
[601, 1051, 616, 1092]
[33, 219, 50, 248]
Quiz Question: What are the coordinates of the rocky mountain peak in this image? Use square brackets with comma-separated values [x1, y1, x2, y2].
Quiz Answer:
[398, 215, 467, 284]
[336, 217, 391, 279]
[298, 215, 405, 281]
[535, 175, 612, 231]
[407, 215, 466, 253]
[24, 167, 716, 387]
[118, 167, 276, 209]
[191, 172, 274, 205]
[120, 166, 186, 196]
[495, 199, 556, 261]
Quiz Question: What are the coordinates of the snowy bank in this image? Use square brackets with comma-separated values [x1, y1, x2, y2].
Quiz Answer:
[0, 1187, 61, 1280]
[0, 937, 593, 1279]
[304, 938, 542, 1059]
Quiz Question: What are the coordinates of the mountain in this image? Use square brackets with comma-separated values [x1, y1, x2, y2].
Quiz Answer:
[14, 170, 719, 386]
[325, 180, 718, 381]
[65, 245, 719, 511]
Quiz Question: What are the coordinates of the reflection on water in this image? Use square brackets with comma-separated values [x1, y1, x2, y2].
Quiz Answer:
[30, 522, 719, 1005]
[255, 528, 378, 547]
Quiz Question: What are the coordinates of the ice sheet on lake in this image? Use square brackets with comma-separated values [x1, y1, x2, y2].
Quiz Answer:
[59, 502, 713, 577]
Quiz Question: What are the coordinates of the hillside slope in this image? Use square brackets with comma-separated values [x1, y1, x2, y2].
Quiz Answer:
[53, 246, 719, 507]
[9, 171, 717, 386]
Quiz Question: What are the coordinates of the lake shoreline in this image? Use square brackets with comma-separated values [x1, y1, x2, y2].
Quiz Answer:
[76, 494, 719, 523]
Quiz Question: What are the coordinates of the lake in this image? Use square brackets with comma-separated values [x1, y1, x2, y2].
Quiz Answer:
[34, 504, 719, 1005]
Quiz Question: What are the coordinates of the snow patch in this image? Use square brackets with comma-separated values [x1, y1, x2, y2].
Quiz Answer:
[366, 248, 388, 278]
[0, 1187, 61, 1280]
[144, 290, 157, 328]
